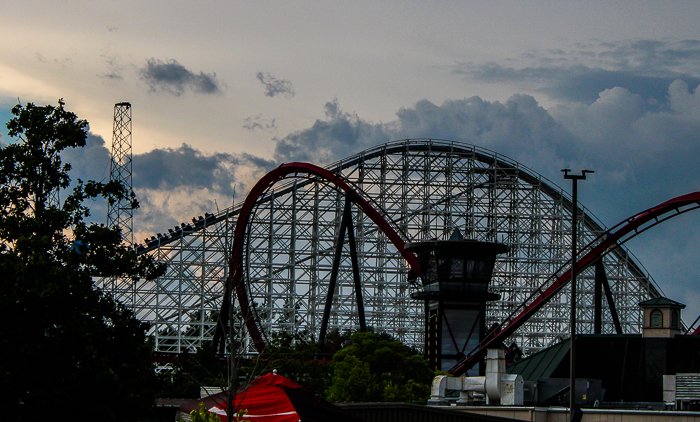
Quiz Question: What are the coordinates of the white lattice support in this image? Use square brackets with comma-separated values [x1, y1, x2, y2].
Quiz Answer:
[119, 139, 662, 356]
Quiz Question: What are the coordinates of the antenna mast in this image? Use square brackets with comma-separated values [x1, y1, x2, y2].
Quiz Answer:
[107, 102, 134, 246]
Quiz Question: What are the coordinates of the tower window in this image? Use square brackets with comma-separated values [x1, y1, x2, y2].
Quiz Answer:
[650, 309, 663, 328]
[671, 309, 679, 329]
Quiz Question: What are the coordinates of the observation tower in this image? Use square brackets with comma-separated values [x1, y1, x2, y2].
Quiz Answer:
[408, 229, 508, 374]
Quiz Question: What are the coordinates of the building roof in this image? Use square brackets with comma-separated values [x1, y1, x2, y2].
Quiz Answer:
[506, 338, 570, 381]
[506, 334, 700, 402]
[639, 297, 686, 309]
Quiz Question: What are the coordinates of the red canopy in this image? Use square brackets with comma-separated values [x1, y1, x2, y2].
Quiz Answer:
[180, 373, 361, 422]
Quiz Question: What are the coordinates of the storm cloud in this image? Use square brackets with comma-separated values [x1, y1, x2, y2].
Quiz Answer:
[63, 133, 113, 183]
[132, 143, 275, 233]
[274, 96, 577, 175]
[273, 80, 700, 225]
[57, 135, 276, 234]
[273, 99, 389, 164]
[549, 80, 700, 221]
[457, 39, 700, 104]
[140, 58, 222, 96]
[58, 133, 116, 225]
[256, 72, 295, 98]
[135, 144, 238, 194]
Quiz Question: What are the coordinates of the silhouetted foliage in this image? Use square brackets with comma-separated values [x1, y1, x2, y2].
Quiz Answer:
[325, 331, 435, 402]
[0, 100, 165, 421]
[261, 329, 434, 403]
[168, 328, 435, 404]
[261, 330, 348, 395]
[158, 339, 229, 398]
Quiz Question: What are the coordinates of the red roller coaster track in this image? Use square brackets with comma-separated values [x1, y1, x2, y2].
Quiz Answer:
[228, 162, 421, 353]
[221, 161, 700, 367]
[448, 191, 700, 375]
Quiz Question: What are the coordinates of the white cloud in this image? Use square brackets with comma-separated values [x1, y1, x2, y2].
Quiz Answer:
[549, 83, 700, 191]
[139, 58, 223, 96]
[669, 80, 700, 118]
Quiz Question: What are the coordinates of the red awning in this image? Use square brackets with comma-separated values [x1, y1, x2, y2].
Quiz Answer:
[180, 373, 361, 422]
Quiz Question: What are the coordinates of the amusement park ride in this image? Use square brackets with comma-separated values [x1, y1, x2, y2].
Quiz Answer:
[98, 122, 700, 376]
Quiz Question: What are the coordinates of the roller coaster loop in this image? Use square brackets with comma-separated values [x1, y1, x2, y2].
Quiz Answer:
[214, 162, 421, 354]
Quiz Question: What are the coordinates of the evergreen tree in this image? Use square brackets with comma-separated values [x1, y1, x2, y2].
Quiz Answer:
[0, 100, 164, 421]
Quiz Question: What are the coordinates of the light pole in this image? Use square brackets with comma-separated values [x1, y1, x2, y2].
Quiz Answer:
[562, 169, 593, 422]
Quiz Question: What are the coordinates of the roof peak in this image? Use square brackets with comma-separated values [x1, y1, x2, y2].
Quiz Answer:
[639, 297, 686, 308]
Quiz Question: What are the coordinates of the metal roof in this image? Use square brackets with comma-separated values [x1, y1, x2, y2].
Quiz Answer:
[639, 297, 686, 308]
[506, 339, 570, 381]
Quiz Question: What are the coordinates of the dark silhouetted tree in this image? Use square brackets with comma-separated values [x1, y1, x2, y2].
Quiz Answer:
[0, 99, 164, 421]
[325, 331, 435, 402]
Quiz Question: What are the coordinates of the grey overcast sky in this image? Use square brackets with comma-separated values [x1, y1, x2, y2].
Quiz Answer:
[2, 1, 700, 322]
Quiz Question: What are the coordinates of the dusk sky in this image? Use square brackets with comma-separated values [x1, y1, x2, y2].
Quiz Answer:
[2, 1, 700, 322]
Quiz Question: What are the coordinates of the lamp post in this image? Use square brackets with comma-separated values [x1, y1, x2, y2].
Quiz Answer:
[562, 169, 593, 422]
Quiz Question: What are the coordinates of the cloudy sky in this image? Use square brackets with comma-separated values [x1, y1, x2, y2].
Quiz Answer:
[2, 1, 700, 322]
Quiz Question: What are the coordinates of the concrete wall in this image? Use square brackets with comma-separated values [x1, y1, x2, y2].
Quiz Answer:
[459, 406, 700, 422]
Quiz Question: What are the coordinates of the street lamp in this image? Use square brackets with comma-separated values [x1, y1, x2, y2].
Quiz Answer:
[562, 169, 593, 422]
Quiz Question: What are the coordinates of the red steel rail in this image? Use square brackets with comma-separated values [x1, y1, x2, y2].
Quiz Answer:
[448, 192, 700, 376]
[229, 162, 421, 353]
[223, 161, 700, 362]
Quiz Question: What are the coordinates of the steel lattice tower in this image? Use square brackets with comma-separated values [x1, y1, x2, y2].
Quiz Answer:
[47, 188, 60, 208]
[97, 139, 671, 356]
[107, 102, 134, 245]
